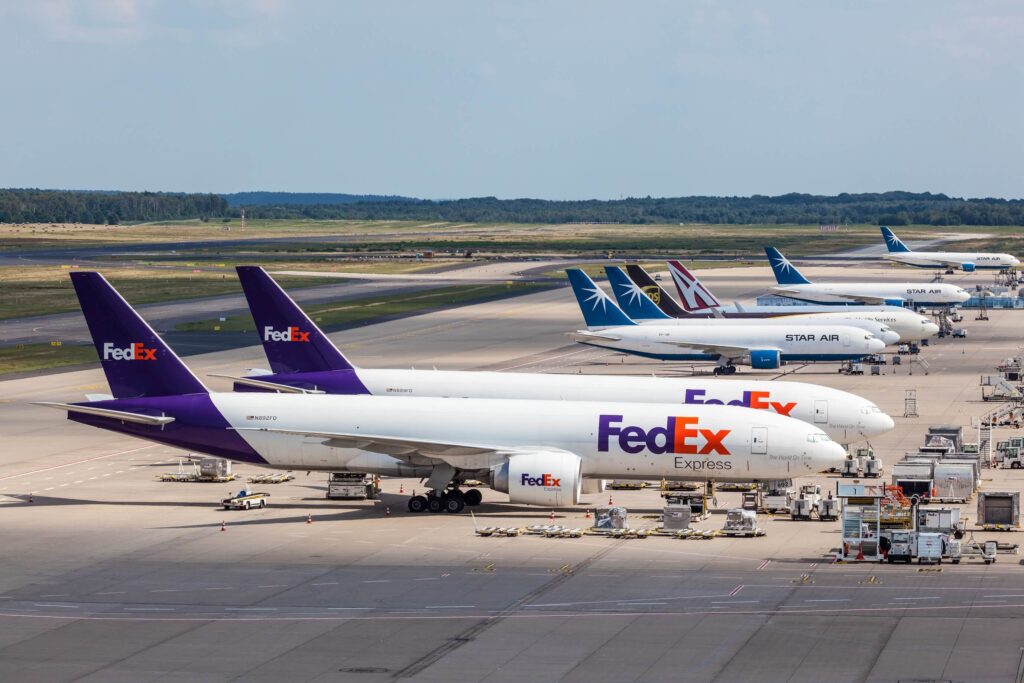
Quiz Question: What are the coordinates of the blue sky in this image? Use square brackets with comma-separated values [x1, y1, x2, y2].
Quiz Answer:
[1, 1, 1022, 199]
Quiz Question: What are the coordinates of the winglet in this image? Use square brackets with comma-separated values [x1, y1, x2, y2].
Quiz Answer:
[604, 266, 670, 320]
[764, 247, 811, 285]
[880, 226, 911, 253]
[565, 269, 636, 327]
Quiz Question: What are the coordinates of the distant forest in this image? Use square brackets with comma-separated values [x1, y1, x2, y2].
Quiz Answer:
[238, 192, 1024, 226]
[223, 191, 414, 207]
[3, 189, 1024, 226]
[0, 189, 227, 224]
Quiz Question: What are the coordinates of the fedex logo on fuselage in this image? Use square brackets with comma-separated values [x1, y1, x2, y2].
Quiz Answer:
[683, 389, 796, 416]
[263, 326, 310, 343]
[598, 414, 730, 455]
[102, 342, 157, 361]
[521, 473, 561, 487]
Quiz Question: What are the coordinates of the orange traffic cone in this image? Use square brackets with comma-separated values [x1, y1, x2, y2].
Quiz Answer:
[608, 495, 614, 506]
[856, 542, 864, 561]
[549, 510, 555, 521]
[220, 520, 226, 532]
[585, 509, 591, 519]
[399, 483, 404, 494]
[306, 513, 313, 525]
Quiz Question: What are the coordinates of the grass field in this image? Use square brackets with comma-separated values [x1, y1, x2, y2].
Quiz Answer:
[0, 266, 339, 320]
[176, 283, 544, 333]
[4, 220, 1022, 257]
[0, 343, 97, 375]
[539, 260, 759, 279]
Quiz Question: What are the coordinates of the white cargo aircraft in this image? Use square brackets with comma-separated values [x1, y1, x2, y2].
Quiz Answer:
[881, 226, 1019, 272]
[228, 266, 894, 446]
[765, 247, 972, 306]
[36, 272, 848, 514]
[567, 269, 886, 373]
[648, 261, 941, 342]
[604, 266, 901, 346]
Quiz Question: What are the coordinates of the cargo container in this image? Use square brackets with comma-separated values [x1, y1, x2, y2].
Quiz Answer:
[977, 491, 1020, 530]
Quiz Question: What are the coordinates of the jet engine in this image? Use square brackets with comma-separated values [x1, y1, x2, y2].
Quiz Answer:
[961, 263, 976, 272]
[491, 451, 582, 506]
[748, 349, 782, 369]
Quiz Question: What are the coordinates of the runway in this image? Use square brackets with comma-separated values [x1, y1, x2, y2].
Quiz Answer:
[1, 263, 1021, 681]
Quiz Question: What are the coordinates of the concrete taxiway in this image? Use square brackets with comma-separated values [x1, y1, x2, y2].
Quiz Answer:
[1, 263, 1022, 682]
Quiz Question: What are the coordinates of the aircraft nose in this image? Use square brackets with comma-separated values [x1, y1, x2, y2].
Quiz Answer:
[958, 290, 971, 302]
[816, 440, 848, 471]
[925, 322, 940, 336]
[864, 410, 896, 437]
[880, 329, 900, 345]
[868, 336, 886, 352]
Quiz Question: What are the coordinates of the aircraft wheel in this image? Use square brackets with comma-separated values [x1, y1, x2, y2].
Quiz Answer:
[727, 366, 738, 375]
[443, 495, 466, 514]
[463, 489, 483, 506]
[427, 496, 444, 513]
[408, 495, 428, 513]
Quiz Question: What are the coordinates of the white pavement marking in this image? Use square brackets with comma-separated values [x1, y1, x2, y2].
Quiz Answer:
[893, 596, 941, 601]
[311, 582, 338, 586]
[124, 607, 174, 612]
[805, 599, 849, 602]
[35, 604, 78, 608]
[711, 600, 760, 604]
[0, 445, 156, 481]
[425, 605, 475, 609]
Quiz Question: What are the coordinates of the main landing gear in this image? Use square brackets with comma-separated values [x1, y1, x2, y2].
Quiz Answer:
[407, 487, 483, 514]
[713, 365, 738, 376]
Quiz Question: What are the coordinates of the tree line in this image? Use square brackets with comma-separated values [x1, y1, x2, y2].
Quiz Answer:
[237, 191, 1024, 226]
[0, 189, 227, 225]
[3, 189, 1024, 226]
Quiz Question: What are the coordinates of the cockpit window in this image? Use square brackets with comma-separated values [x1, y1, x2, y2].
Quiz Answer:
[807, 433, 831, 442]
[861, 405, 882, 414]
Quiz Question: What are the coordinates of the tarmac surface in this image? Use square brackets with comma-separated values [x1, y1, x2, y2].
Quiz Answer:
[2, 263, 1024, 682]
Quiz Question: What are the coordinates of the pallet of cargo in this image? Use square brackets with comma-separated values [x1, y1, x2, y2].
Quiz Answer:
[248, 473, 295, 484]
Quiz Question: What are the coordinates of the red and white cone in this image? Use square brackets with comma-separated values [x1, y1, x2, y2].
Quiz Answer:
[608, 495, 614, 506]
[399, 483, 404, 494]
[220, 520, 226, 532]
[585, 509, 591, 519]
[549, 510, 555, 521]
[306, 513, 313, 525]
[386, 507, 391, 517]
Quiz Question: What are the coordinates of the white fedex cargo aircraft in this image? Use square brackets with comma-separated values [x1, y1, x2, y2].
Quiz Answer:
[604, 266, 901, 346]
[227, 266, 894, 445]
[36, 272, 847, 514]
[881, 226, 1019, 272]
[567, 269, 886, 373]
[651, 261, 940, 342]
[765, 247, 971, 306]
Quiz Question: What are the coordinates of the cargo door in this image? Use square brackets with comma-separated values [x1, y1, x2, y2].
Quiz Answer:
[814, 400, 828, 424]
[751, 427, 767, 455]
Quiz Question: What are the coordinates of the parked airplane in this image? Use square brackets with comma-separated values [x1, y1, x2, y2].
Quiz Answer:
[604, 266, 901, 345]
[628, 262, 940, 342]
[228, 266, 892, 444]
[567, 269, 886, 373]
[765, 247, 972, 306]
[35, 272, 848, 515]
[881, 226, 1019, 272]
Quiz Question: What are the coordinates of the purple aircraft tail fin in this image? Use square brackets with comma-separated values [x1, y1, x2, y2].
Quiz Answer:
[70, 272, 208, 398]
[236, 266, 356, 375]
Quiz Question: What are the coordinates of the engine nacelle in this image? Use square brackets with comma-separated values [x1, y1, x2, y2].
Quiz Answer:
[961, 262, 976, 272]
[491, 451, 581, 507]
[748, 349, 782, 369]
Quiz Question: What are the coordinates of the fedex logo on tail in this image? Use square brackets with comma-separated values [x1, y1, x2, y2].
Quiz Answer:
[102, 342, 157, 361]
[684, 389, 796, 416]
[598, 415, 730, 455]
[263, 326, 311, 343]
[521, 473, 561, 487]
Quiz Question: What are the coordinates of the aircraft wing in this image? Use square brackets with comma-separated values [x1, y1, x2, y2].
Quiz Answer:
[235, 426, 573, 469]
[661, 340, 757, 359]
[832, 293, 893, 305]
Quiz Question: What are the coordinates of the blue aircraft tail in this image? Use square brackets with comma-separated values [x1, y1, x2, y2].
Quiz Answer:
[565, 269, 636, 327]
[880, 226, 911, 253]
[764, 247, 811, 285]
[70, 272, 208, 398]
[604, 266, 670, 320]
[236, 266, 356, 375]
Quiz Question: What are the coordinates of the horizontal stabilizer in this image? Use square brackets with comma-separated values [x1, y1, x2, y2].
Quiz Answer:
[208, 374, 326, 394]
[33, 401, 176, 426]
